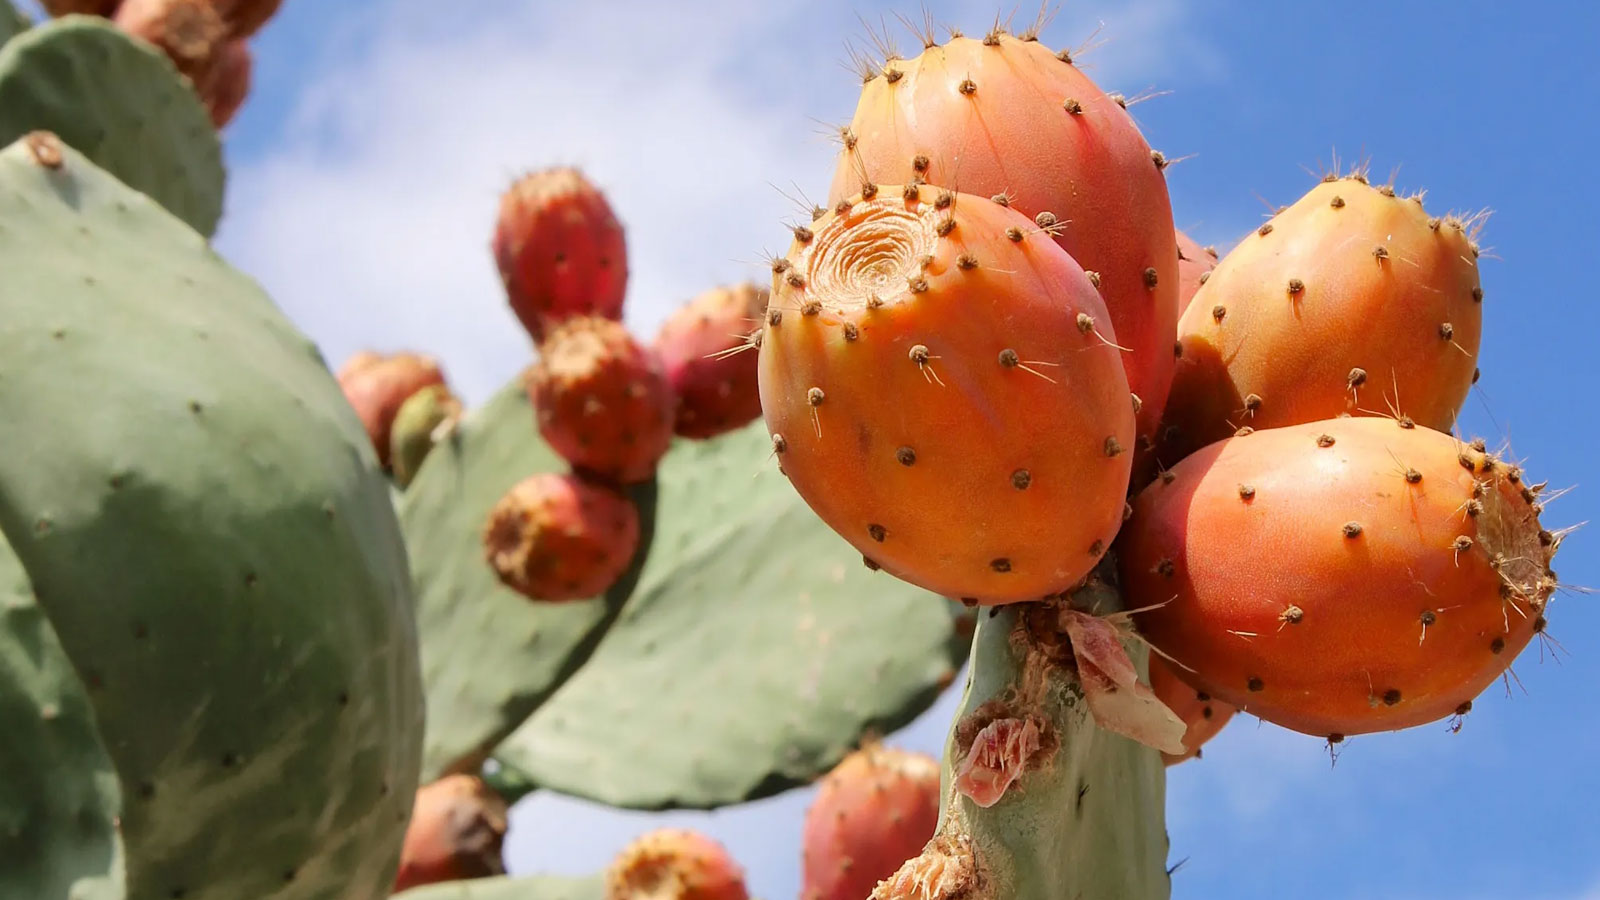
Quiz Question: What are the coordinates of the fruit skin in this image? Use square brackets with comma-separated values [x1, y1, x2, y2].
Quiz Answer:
[605, 829, 748, 900]
[393, 774, 510, 893]
[210, 0, 283, 38]
[1174, 229, 1218, 320]
[827, 32, 1179, 470]
[495, 167, 628, 344]
[758, 185, 1134, 604]
[112, 0, 225, 85]
[482, 472, 641, 602]
[1147, 653, 1235, 765]
[527, 317, 676, 484]
[1120, 416, 1556, 738]
[39, 0, 121, 15]
[802, 742, 940, 900]
[1162, 175, 1482, 461]
[197, 37, 250, 128]
[654, 282, 768, 439]
[337, 350, 447, 471]
[390, 383, 464, 489]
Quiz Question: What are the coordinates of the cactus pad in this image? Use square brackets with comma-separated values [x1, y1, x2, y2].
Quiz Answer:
[0, 532, 125, 900]
[494, 421, 974, 809]
[394, 873, 604, 900]
[399, 378, 657, 781]
[0, 2, 27, 45]
[0, 17, 225, 236]
[0, 135, 422, 900]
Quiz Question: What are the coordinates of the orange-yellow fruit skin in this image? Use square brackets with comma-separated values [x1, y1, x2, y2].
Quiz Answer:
[1163, 178, 1482, 461]
[336, 350, 446, 470]
[605, 829, 749, 900]
[1174, 229, 1218, 321]
[1120, 417, 1555, 738]
[528, 317, 675, 485]
[495, 168, 628, 344]
[1148, 654, 1235, 765]
[482, 472, 640, 602]
[802, 743, 940, 900]
[758, 187, 1134, 604]
[654, 282, 768, 439]
[392, 775, 509, 893]
[828, 35, 1179, 469]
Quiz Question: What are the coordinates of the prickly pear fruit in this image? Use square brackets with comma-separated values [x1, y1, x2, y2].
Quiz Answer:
[757, 185, 1135, 604]
[1148, 654, 1236, 765]
[337, 350, 446, 471]
[654, 282, 768, 440]
[392, 774, 509, 893]
[210, 0, 284, 38]
[1175, 229, 1218, 319]
[1120, 417, 1558, 738]
[495, 167, 628, 344]
[112, 0, 226, 84]
[527, 317, 675, 484]
[198, 38, 251, 129]
[827, 30, 1179, 467]
[1162, 174, 1483, 460]
[605, 829, 749, 900]
[483, 472, 641, 602]
[802, 742, 940, 900]
[390, 383, 464, 489]
[40, 0, 120, 15]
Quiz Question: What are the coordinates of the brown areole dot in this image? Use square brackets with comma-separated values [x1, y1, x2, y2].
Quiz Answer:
[1280, 605, 1304, 624]
[1420, 609, 1437, 626]
[912, 154, 930, 172]
[934, 191, 954, 210]
[1212, 304, 1226, 322]
[1104, 436, 1125, 457]
[1154, 559, 1175, 577]
[769, 309, 783, 327]
[1288, 278, 1305, 294]
[1382, 689, 1402, 706]
[1452, 535, 1474, 552]
[1405, 468, 1423, 484]
[936, 217, 957, 236]
[833, 198, 851, 216]
[957, 253, 979, 269]
[863, 556, 881, 571]
[1328, 733, 1345, 744]
[1471, 286, 1484, 303]
[990, 193, 1010, 207]
[772, 434, 787, 453]
[1034, 211, 1059, 229]
[1342, 522, 1363, 538]
[772, 257, 791, 274]
[787, 270, 807, 288]
[1063, 97, 1084, 114]
[793, 225, 814, 243]
[1439, 323, 1454, 340]
[807, 387, 825, 406]
[1348, 367, 1368, 389]
[1238, 484, 1256, 500]
[990, 558, 1011, 573]
[1011, 469, 1032, 490]
[1258, 223, 1274, 236]
[1006, 226, 1025, 242]
[802, 299, 821, 316]
[1085, 271, 1102, 289]
[1372, 245, 1389, 261]
[909, 344, 931, 365]
[1490, 637, 1506, 654]
[1143, 267, 1159, 289]
[1455, 701, 1473, 715]
[958, 78, 977, 95]
[868, 523, 887, 542]
[896, 446, 916, 466]
[901, 183, 921, 202]
[1089, 539, 1104, 556]
[1247, 677, 1264, 692]
[1151, 150, 1168, 170]
[1330, 195, 1345, 208]
[998, 349, 1020, 368]
[842, 322, 859, 341]
[1243, 393, 1262, 413]
[860, 182, 879, 201]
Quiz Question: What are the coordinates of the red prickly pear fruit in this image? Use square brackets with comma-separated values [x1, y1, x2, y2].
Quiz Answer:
[39, 0, 120, 15]
[527, 317, 675, 485]
[209, 0, 284, 38]
[827, 32, 1179, 474]
[1119, 417, 1558, 738]
[482, 472, 640, 602]
[112, 0, 227, 85]
[1162, 175, 1483, 462]
[653, 282, 769, 440]
[801, 742, 940, 900]
[605, 829, 749, 900]
[757, 186, 1135, 604]
[392, 774, 509, 893]
[1147, 654, 1236, 766]
[336, 351, 446, 471]
[494, 168, 628, 344]
[1174, 229, 1219, 320]
[198, 38, 252, 129]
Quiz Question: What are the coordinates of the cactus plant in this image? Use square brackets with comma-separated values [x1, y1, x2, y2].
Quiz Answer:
[396, 874, 606, 900]
[0, 1, 26, 44]
[0, 132, 423, 899]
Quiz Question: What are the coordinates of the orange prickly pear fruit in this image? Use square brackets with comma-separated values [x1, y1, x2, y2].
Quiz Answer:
[828, 28, 1179, 472]
[392, 774, 509, 893]
[210, 0, 284, 38]
[482, 472, 640, 602]
[495, 167, 628, 344]
[757, 185, 1135, 604]
[40, 0, 120, 15]
[1147, 654, 1236, 765]
[336, 350, 446, 471]
[605, 829, 749, 900]
[526, 316, 676, 485]
[1162, 173, 1483, 461]
[1120, 417, 1559, 739]
[802, 742, 941, 900]
[113, 0, 226, 85]
[654, 282, 768, 439]
[198, 38, 252, 129]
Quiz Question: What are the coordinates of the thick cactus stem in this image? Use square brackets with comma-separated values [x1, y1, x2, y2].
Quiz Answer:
[877, 571, 1170, 900]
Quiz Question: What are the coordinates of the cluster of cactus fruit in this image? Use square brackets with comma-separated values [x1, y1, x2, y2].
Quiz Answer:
[0, 2, 1573, 899]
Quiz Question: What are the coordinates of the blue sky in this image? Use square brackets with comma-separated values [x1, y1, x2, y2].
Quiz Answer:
[25, 0, 1597, 897]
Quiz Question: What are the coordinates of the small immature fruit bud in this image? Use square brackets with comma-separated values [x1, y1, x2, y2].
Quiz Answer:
[393, 775, 509, 893]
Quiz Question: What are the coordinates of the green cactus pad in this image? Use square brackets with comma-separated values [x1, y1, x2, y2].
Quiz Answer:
[394, 874, 605, 900]
[0, 2, 27, 45]
[399, 379, 657, 781]
[494, 421, 974, 809]
[0, 532, 125, 900]
[0, 17, 225, 236]
[0, 135, 422, 900]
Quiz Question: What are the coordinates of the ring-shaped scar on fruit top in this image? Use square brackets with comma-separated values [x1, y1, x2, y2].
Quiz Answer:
[758, 186, 1135, 604]
[1121, 416, 1557, 738]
